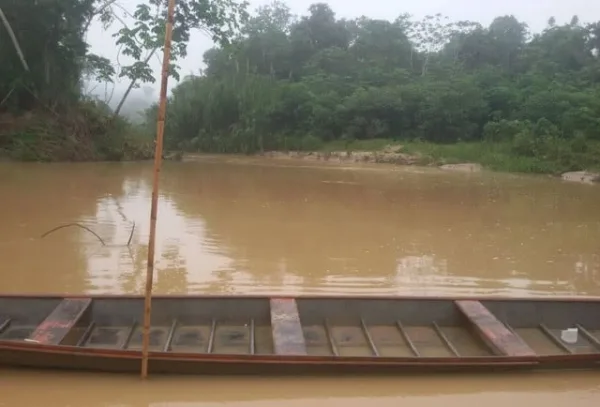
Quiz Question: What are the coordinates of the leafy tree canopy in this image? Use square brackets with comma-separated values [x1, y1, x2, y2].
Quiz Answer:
[148, 1, 600, 173]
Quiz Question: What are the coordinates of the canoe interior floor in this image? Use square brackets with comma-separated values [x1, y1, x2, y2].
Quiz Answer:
[302, 323, 492, 357]
[511, 326, 600, 356]
[1, 316, 599, 358]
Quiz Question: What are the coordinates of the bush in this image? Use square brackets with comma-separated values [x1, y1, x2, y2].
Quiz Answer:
[483, 120, 531, 142]
[299, 134, 324, 151]
[1, 100, 153, 162]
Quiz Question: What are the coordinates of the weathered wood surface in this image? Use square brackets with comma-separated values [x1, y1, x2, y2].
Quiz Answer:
[28, 298, 92, 345]
[455, 300, 536, 357]
[0, 317, 10, 333]
[270, 298, 307, 356]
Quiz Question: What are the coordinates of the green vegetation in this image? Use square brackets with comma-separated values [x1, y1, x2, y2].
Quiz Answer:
[3, 1, 600, 174]
[146, 2, 600, 174]
[318, 137, 600, 174]
[0, 0, 247, 161]
[403, 138, 600, 174]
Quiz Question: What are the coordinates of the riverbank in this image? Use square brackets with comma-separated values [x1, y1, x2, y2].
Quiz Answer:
[243, 139, 600, 184]
[0, 106, 154, 162]
[4, 129, 599, 184]
[318, 139, 600, 173]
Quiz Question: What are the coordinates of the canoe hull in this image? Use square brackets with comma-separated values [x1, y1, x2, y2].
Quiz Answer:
[0, 346, 543, 375]
[1, 342, 599, 375]
[1, 294, 600, 376]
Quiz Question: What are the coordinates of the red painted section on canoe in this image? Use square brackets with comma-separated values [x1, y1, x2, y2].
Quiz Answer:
[28, 298, 91, 345]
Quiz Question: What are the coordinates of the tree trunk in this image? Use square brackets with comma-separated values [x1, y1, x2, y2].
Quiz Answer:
[113, 48, 158, 117]
[421, 53, 429, 77]
[0, 6, 29, 72]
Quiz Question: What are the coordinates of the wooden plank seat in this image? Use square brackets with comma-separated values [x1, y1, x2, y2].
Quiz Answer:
[27, 298, 92, 345]
[270, 298, 307, 356]
[455, 300, 536, 357]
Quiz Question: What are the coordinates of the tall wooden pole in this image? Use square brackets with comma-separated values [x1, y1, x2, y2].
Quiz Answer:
[141, 0, 177, 379]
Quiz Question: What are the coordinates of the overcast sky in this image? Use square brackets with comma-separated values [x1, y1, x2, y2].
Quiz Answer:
[86, 0, 600, 100]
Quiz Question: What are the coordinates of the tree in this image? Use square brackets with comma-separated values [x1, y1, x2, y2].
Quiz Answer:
[0, 0, 248, 161]
[139, 1, 600, 172]
[107, 0, 249, 115]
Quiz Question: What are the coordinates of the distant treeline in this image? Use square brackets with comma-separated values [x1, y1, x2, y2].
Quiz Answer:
[144, 2, 600, 172]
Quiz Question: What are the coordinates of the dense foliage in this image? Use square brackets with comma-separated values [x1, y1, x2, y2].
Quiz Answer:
[0, 0, 247, 161]
[152, 2, 600, 173]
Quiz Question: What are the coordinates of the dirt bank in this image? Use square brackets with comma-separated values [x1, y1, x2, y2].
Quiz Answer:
[262, 146, 423, 166]
[561, 171, 600, 185]
[181, 145, 599, 185]
[258, 145, 484, 173]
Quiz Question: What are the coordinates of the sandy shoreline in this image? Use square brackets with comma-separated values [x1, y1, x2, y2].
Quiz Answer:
[180, 150, 599, 184]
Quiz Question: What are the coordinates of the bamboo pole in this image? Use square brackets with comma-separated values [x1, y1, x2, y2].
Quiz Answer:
[140, 0, 177, 379]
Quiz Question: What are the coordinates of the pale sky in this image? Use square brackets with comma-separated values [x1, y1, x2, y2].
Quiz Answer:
[85, 0, 600, 102]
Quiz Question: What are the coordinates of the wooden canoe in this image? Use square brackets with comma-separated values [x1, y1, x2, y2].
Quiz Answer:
[1, 294, 600, 375]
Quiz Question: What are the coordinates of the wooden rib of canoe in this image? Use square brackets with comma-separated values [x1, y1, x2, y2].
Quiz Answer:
[1, 294, 600, 375]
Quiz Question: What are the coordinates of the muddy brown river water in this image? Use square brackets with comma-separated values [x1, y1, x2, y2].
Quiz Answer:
[0, 156, 599, 406]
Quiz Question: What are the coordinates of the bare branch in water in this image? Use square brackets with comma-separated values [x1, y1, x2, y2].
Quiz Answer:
[114, 198, 136, 246]
[127, 221, 136, 246]
[41, 223, 106, 246]
[43, 199, 136, 247]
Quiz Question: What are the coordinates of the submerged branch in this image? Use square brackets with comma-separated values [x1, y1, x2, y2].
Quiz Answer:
[113, 198, 136, 246]
[41, 223, 106, 245]
[41, 220, 136, 247]
[127, 221, 136, 246]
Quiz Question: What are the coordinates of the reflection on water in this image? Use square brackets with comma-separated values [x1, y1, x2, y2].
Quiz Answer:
[0, 157, 600, 406]
[0, 157, 599, 296]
